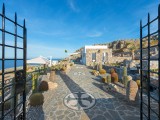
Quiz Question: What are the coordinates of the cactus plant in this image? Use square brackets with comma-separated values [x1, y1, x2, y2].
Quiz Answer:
[94, 71, 99, 76]
[126, 80, 138, 101]
[98, 63, 102, 71]
[107, 75, 111, 84]
[110, 68, 115, 74]
[92, 62, 95, 69]
[39, 81, 49, 91]
[124, 75, 132, 88]
[29, 93, 44, 106]
[99, 69, 106, 74]
[136, 80, 140, 88]
[122, 66, 127, 84]
[91, 70, 97, 75]
[0, 101, 11, 111]
[123, 76, 128, 87]
[102, 77, 107, 83]
[123, 66, 127, 76]
[32, 73, 37, 92]
[111, 72, 118, 83]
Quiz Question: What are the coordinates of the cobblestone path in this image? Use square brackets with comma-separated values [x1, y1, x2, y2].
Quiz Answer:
[27, 64, 140, 120]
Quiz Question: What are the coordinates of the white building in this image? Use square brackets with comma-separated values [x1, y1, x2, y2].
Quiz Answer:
[81, 45, 112, 66]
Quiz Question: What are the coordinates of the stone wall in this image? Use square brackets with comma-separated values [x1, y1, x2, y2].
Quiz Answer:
[113, 52, 131, 57]
[109, 57, 132, 63]
[85, 48, 132, 66]
[85, 49, 112, 66]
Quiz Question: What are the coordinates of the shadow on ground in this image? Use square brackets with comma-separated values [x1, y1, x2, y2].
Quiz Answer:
[59, 71, 140, 120]
[27, 106, 45, 120]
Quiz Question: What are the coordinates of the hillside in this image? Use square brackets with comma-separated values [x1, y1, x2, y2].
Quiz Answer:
[74, 36, 158, 55]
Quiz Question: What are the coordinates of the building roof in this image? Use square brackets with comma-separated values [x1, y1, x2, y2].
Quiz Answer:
[83, 45, 108, 53]
[84, 45, 108, 49]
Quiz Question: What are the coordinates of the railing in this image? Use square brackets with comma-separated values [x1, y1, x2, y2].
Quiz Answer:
[0, 3, 27, 119]
[140, 4, 160, 120]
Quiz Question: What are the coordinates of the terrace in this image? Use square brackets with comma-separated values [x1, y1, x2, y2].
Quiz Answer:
[0, 1, 160, 120]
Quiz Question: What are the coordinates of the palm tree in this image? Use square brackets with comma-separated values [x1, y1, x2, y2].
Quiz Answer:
[65, 50, 68, 53]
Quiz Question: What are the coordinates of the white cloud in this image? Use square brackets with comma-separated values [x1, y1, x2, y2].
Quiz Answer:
[87, 31, 103, 37]
[68, 0, 79, 12]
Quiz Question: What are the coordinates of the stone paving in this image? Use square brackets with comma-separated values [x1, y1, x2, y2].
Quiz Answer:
[27, 64, 141, 120]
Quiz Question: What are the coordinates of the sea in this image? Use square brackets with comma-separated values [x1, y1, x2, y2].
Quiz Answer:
[0, 58, 61, 70]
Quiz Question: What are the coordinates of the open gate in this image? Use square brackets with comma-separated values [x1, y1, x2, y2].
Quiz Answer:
[140, 4, 160, 120]
[0, 4, 27, 120]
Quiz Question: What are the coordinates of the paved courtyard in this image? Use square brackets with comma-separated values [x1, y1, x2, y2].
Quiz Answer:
[27, 64, 140, 120]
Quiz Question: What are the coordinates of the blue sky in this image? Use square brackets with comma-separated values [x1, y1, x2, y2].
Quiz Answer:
[0, 0, 159, 58]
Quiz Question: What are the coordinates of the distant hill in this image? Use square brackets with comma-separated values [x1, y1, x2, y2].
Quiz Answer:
[74, 36, 158, 55]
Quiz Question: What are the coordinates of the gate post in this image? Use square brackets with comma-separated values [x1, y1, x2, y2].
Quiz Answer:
[1, 4, 5, 119]
[158, 4, 160, 117]
[23, 19, 27, 120]
[140, 20, 143, 120]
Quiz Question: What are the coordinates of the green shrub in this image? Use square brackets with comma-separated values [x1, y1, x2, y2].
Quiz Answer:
[102, 77, 107, 83]
[122, 66, 127, 84]
[32, 73, 38, 92]
[29, 93, 44, 106]
[99, 69, 106, 74]
[107, 75, 111, 83]
[92, 70, 99, 76]
[123, 76, 128, 87]
[39, 81, 49, 91]
[123, 66, 127, 76]
[98, 63, 102, 71]
[55, 65, 62, 71]
[111, 72, 118, 83]
[91, 70, 97, 74]
[136, 80, 140, 88]
[61, 67, 67, 71]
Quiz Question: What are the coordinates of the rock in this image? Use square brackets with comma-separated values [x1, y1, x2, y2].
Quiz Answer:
[103, 83, 119, 92]
[129, 61, 136, 68]
[126, 80, 138, 101]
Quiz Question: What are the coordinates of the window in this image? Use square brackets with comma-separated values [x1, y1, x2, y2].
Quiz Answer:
[102, 52, 108, 62]
[92, 53, 96, 61]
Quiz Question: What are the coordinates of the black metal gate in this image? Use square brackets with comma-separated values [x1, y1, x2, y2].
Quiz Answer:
[140, 4, 160, 120]
[0, 3, 27, 120]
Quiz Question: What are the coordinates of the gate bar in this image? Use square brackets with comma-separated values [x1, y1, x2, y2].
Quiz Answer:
[158, 4, 160, 119]
[13, 12, 17, 120]
[1, 3, 5, 119]
[23, 19, 27, 120]
[140, 20, 143, 120]
[147, 13, 151, 119]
